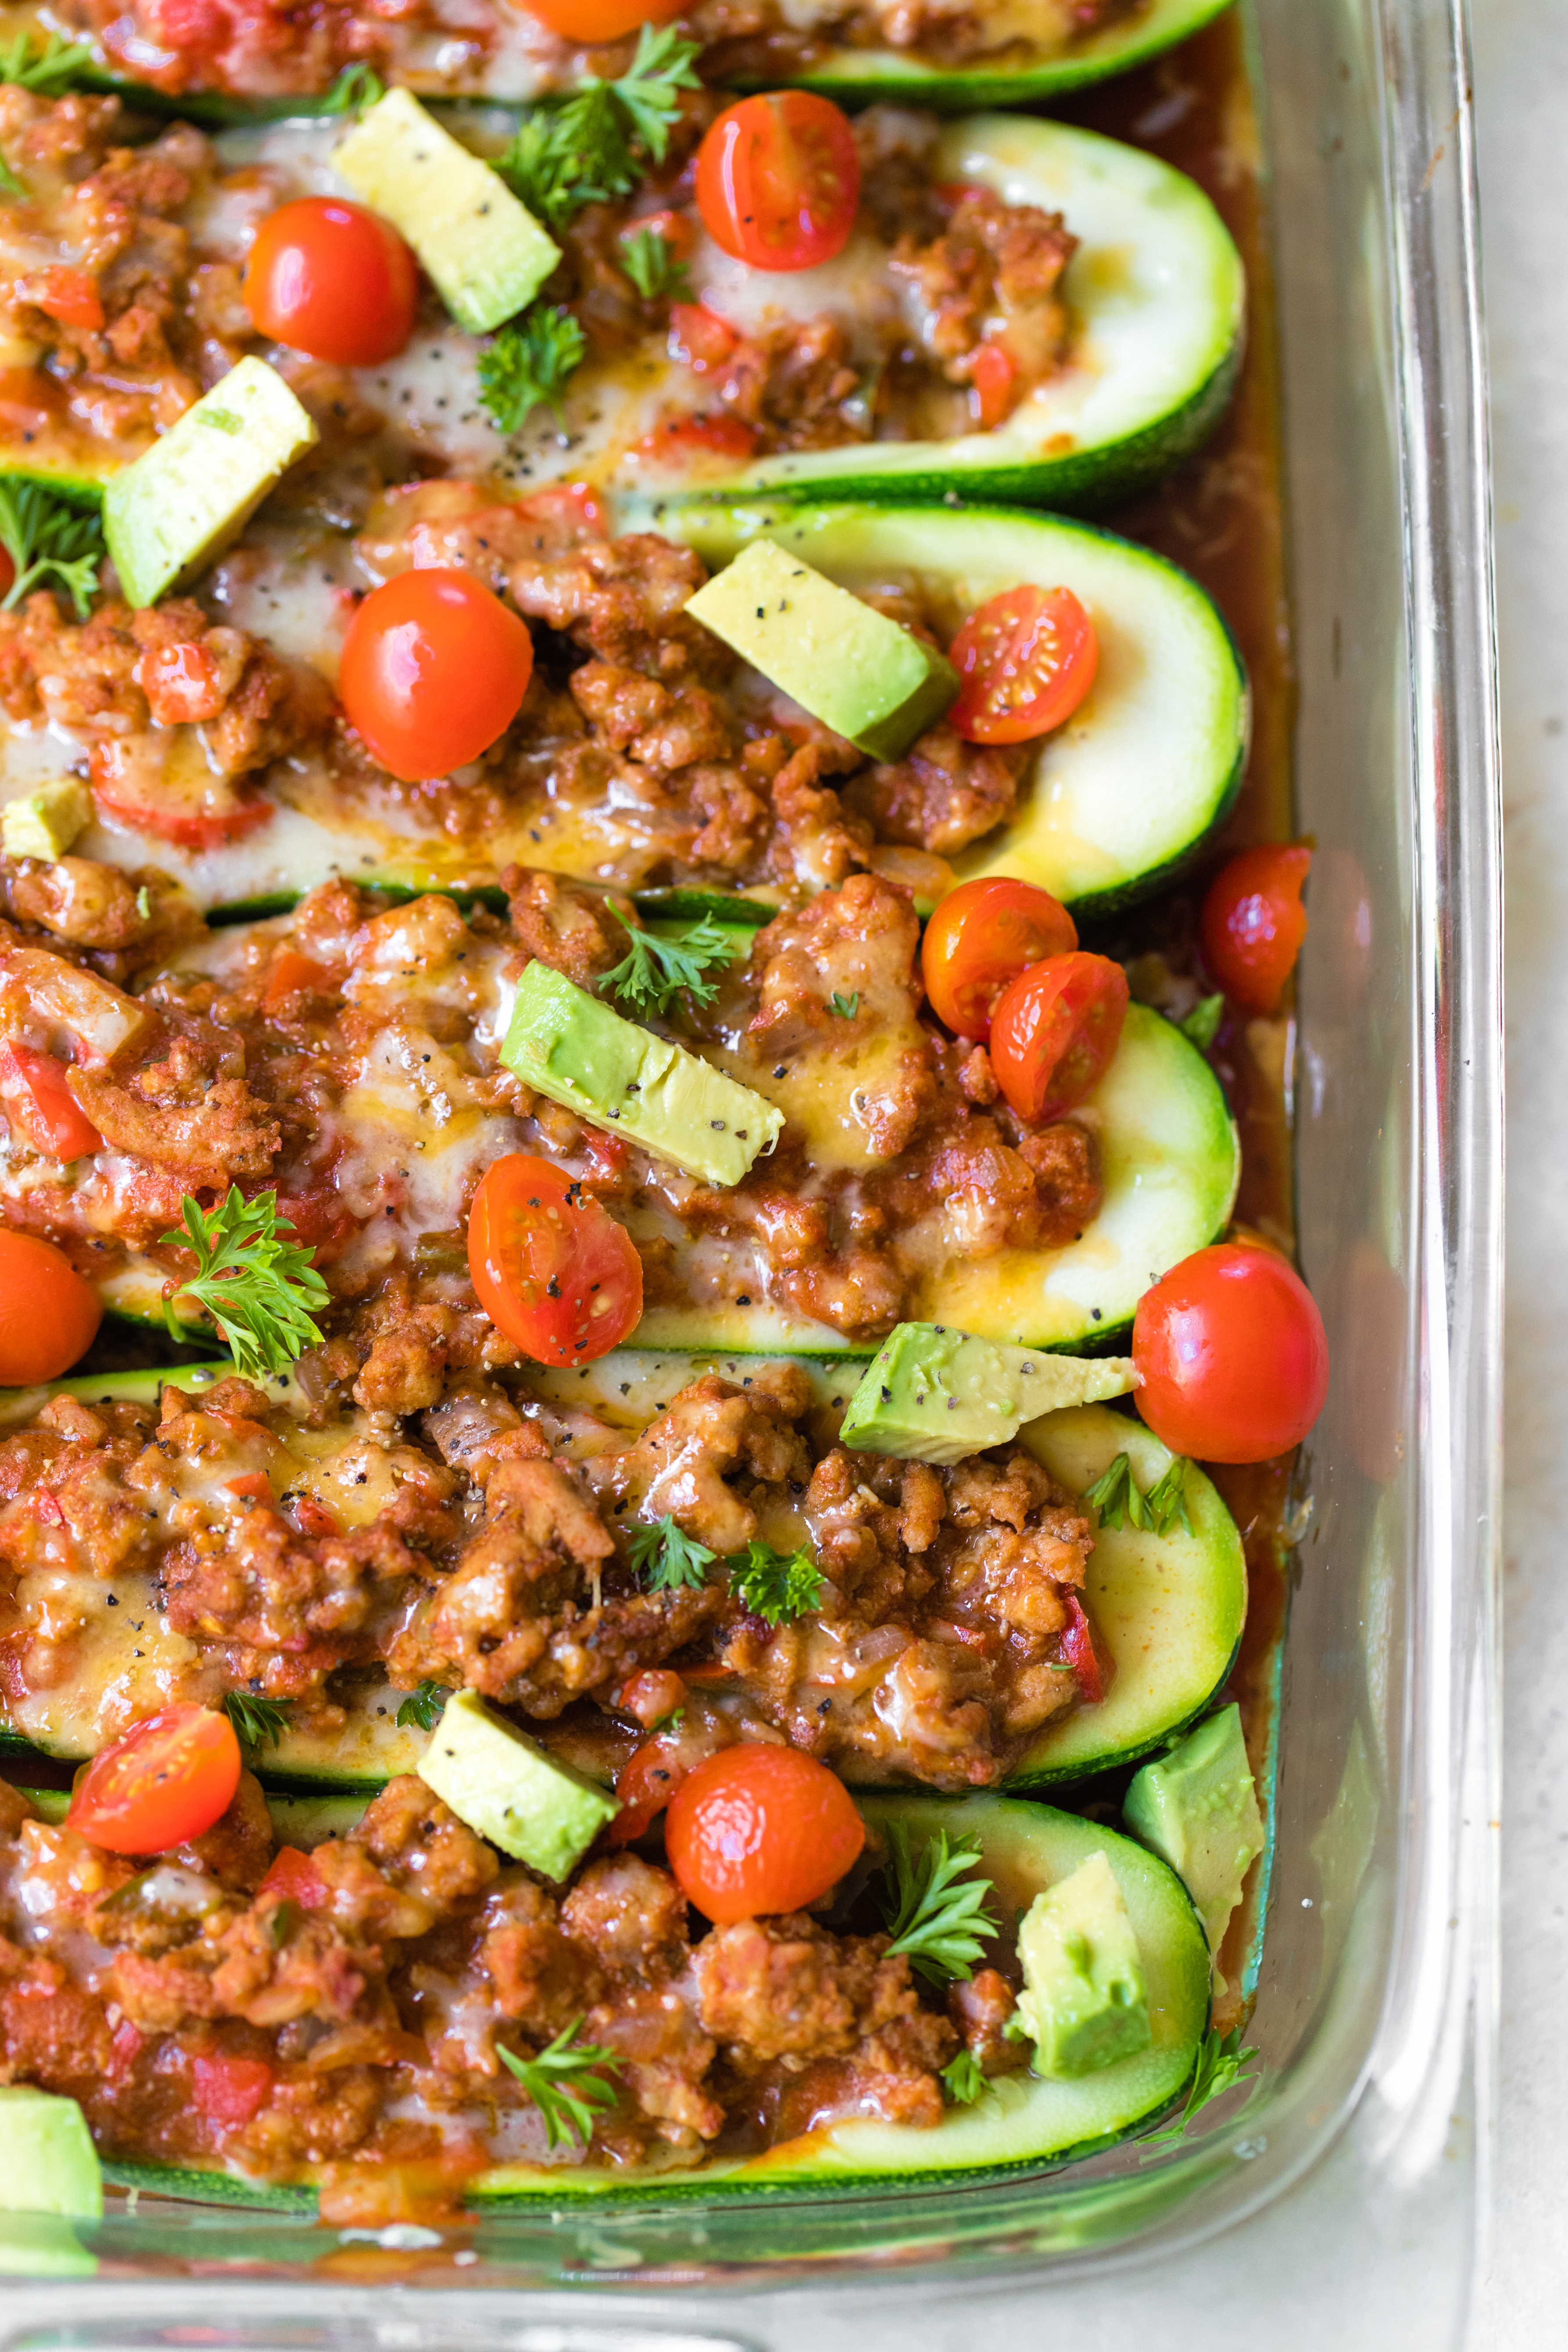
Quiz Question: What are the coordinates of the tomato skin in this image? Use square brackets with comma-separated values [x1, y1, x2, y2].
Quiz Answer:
[634, 412, 760, 471]
[1060, 1592, 1105, 1705]
[244, 197, 419, 367]
[969, 340, 1018, 429]
[695, 94, 861, 272]
[262, 949, 330, 1016]
[519, 0, 684, 36]
[192, 2052, 273, 2127]
[468, 1153, 642, 1366]
[988, 950, 1129, 1123]
[950, 584, 1099, 746]
[664, 1744, 865, 1922]
[1201, 845, 1312, 1013]
[338, 569, 535, 782]
[67, 1704, 243, 1855]
[0, 1229, 101, 1382]
[0, 1044, 103, 1160]
[1132, 1242, 1330, 1464]
[28, 267, 104, 331]
[259, 1845, 327, 1908]
[921, 877, 1078, 1043]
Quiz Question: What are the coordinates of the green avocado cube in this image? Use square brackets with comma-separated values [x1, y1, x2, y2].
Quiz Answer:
[840, 1323, 1137, 1466]
[684, 539, 959, 762]
[104, 359, 319, 610]
[417, 1689, 620, 1881]
[1123, 1703, 1264, 1966]
[0, 777, 92, 862]
[0, 2087, 102, 2218]
[1015, 1850, 1152, 2078]
[334, 88, 560, 336]
[501, 959, 782, 1187]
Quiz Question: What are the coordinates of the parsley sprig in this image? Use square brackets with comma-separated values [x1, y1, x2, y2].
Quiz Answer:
[619, 225, 689, 302]
[729, 1539, 824, 1627]
[396, 1679, 452, 1732]
[161, 1187, 330, 1379]
[1083, 1450, 1194, 1539]
[880, 1824, 999, 1987]
[627, 1515, 716, 1594]
[477, 306, 587, 434]
[1140, 2027, 1260, 2151]
[222, 1690, 292, 1751]
[0, 484, 104, 619]
[939, 2048, 988, 2106]
[599, 915, 740, 1017]
[493, 25, 701, 235]
[499, 2016, 624, 2150]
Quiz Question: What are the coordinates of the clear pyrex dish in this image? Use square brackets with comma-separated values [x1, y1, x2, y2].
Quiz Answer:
[0, 0, 1500, 2339]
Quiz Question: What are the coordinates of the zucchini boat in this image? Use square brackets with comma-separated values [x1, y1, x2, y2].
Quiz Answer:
[0, 1362, 1245, 1796]
[0, 109, 1241, 519]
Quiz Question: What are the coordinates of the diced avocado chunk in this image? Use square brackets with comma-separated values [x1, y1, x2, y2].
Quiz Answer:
[0, 2088, 102, 2218]
[417, 1689, 620, 1881]
[334, 88, 560, 336]
[1, 777, 91, 862]
[1014, 1850, 1152, 2079]
[104, 359, 318, 610]
[685, 539, 958, 762]
[840, 1323, 1137, 1466]
[1124, 1704, 1264, 1972]
[502, 960, 783, 1187]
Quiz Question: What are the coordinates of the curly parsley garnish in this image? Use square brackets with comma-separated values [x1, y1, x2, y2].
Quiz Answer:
[1140, 2026, 1261, 2151]
[939, 2048, 989, 2106]
[880, 1823, 999, 1987]
[493, 25, 701, 235]
[222, 1691, 292, 1751]
[396, 1679, 452, 1732]
[1083, 1450, 1194, 1539]
[161, 1187, 330, 1380]
[599, 915, 740, 1017]
[728, 1539, 824, 1627]
[499, 2017, 624, 2150]
[0, 484, 104, 619]
[628, 1515, 717, 1594]
[619, 225, 690, 303]
[477, 305, 587, 433]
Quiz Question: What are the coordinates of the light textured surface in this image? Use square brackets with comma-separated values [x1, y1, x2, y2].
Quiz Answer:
[1472, 0, 1568, 2338]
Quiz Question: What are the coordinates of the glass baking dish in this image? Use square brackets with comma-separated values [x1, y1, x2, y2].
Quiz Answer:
[0, 0, 1500, 2338]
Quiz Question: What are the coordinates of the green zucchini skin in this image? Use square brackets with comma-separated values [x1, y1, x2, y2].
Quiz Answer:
[76, 1795, 1208, 2208]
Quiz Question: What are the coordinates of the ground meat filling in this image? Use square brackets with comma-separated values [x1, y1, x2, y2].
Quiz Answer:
[0, 1771, 1013, 2193]
[694, 0, 1142, 79]
[0, 1356, 1102, 1783]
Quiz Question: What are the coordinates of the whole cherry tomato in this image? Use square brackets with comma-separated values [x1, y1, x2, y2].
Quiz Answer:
[0, 1229, 101, 1383]
[1132, 1241, 1330, 1463]
[520, 0, 684, 35]
[1201, 845, 1312, 1014]
[338, 569, 535, 781]
[921, 876, 1078, 1043]
[0, 1044, 103, 1161]
[695, 93, 861, 272]
[68, 1704, 243, 1854]
[665, 1743, 865, 1922]
[988, 951, 1129, 1123]
[468, 1153, 643, 1366]
[950, 584, 1099, 746]
[244, 197, 419, 367]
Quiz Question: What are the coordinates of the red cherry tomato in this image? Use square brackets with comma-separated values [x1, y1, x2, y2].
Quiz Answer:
[695, 93, 861, 273]
[338, 569, 535, 782]
[0, 1229, 101, 1383]
[0, 1044, 103, 1161]
[468, 1153, 642, 1366]
[988, 951, 1129, 1123]
[520, 0, 684, 35]
[921, 877, 1078, 1043]
[1201, 845, 1312, 1014]
[1132, 1242, 1330, 1463]
[243, 197, 419, 367]
[665, 1744, 865, 1922]
[950, 585, 1099, 746]
[67, 1704, 243, 1855]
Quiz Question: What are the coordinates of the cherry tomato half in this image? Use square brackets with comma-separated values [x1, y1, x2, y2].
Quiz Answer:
[921, 877, 1079, 1043]
[67, 1704, 242, 1855]
[665, 1744, 865, 1922]
[988, 951, 1129, 1123]
[338, 569, 535, 782]
[0, 1229, 101, 1384]
[695, 93, 861, 273]
[1201, 845, 1312, 1014]
[950, 584, 1099, 746]
[1132, 1242, 1330, 1463]
[0, 1044, 103, 1161]
[244, 197, 419, 367]
[520, 0, 684, 36]
[468, 1153, 643, 1366]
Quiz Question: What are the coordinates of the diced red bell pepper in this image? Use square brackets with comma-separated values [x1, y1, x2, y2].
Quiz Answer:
[192, 2051, 273, 2127]
[969, 340, 1019, 430]
[259, 1845, 327, 1909]
[0, 1044, 104, 1161]
[1060, 1591, 1105, 1706]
